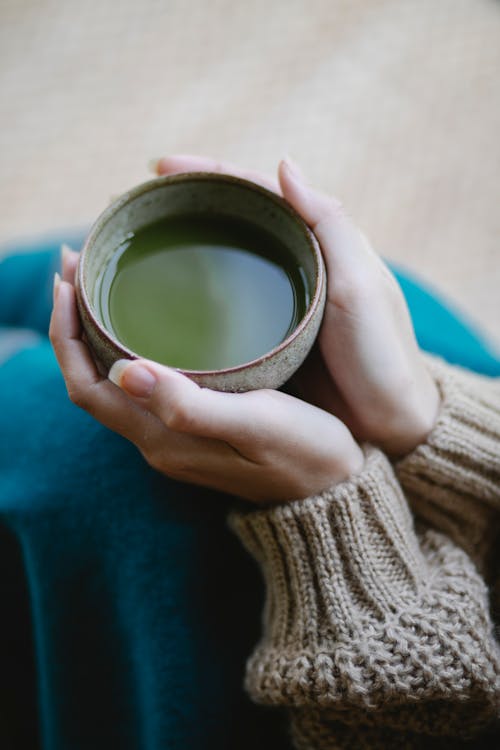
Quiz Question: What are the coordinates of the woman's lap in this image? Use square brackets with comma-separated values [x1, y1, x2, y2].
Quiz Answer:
[0, 340, 288, 748]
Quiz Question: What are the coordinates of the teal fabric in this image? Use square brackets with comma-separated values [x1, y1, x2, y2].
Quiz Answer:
[391, 262, 500, 378]
[0, 234, 499, 749]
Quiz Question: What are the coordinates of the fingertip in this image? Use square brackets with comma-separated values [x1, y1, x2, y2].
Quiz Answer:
[53, 272, 61, 305]
[279, 160, 346, 233]
[148, 157, 162, 175]
[278, 158, 321, 227]
[153, 154, 206, 176]
[108, 359, 157, 397]
[61, 243, 80, 283]
[279, 155, 307, 183]
[108, 358, 131, 388]
[149, 156, 173, 175]
[122, 363, 158, 398]
[148, 155, 192, 175]
[61, 243, 73, 262]
[109, 358, 194, 400]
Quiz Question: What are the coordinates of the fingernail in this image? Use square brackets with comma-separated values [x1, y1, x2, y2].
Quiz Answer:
[108, 359, 129, 387]
[53, 272, 61, 304]
[147, 157, 162, 174]
[60, 243, 73, 265]
[108, 359, 157, 397]
[283, 155, 307, 182]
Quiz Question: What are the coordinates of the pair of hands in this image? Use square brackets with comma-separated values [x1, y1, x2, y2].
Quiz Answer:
[49, 155, 440, 504]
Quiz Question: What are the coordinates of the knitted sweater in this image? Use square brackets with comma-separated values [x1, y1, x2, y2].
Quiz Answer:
[230, 356, 500, 748]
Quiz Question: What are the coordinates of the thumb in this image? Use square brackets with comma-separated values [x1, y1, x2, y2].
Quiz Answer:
[278, 157, 377, 278]
[108, 358, 261, 442]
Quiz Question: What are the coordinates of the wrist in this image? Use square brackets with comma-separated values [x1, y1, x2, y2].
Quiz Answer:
[274, 438, 365, 507]
[379, 375, 441, 456]
[344, 440, 365, 478]
[304, 439, 365, 500]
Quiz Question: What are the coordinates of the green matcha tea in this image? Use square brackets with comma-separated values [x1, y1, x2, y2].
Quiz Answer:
[96, 214, 309, 371]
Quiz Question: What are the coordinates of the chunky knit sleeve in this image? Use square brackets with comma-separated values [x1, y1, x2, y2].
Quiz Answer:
[229, 448, 500, 747]
[395, 356, 500, 569]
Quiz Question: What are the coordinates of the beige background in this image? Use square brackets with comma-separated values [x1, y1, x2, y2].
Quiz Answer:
[0, 0, 499, 348]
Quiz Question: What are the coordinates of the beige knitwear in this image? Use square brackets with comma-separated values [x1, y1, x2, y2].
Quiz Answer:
[229, 358, 500, 748]
[397, 356, 500, 574]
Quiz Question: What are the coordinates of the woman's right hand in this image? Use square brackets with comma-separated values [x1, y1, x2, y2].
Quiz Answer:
[154, 155, 441, 455]
[50, 246, 363, 505]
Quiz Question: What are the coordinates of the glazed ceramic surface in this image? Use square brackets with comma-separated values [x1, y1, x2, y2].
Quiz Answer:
[76, 173, 326, 392]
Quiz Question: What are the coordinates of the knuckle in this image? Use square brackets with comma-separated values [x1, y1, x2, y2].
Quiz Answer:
[67, 385, 91, 411]
[143, 448, 164, 473]
[163, 399, 195, 433]
[48, 328, 60, 348]
[329, 272, 372, 311]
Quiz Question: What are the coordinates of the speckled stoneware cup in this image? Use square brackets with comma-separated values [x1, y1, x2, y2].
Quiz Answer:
[76, 173, 326, 392]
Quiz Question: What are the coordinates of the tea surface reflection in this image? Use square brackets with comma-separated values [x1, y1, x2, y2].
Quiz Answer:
[97, 214, 309, 371]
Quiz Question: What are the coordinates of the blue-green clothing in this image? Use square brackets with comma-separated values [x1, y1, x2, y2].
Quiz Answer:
[0, 234, 499, 750]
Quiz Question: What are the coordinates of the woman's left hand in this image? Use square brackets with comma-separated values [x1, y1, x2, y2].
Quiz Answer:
[150, 155, 440, 456]
[49, 249, 363, 504]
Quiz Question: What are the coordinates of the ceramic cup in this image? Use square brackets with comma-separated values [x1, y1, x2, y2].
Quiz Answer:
[76, 172, 326, 392]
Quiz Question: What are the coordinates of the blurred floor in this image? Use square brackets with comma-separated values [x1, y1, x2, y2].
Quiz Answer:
[0, 0, 499, 346]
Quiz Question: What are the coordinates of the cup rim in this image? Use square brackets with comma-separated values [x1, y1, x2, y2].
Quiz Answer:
[77, 171, 325, 376]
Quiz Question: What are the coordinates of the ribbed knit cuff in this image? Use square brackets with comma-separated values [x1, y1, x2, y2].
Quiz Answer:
[229, 448, 433, 705]
[230, 447, 424, 637]
[229, 445, 500, 712]
[395, 356, 500, 562]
